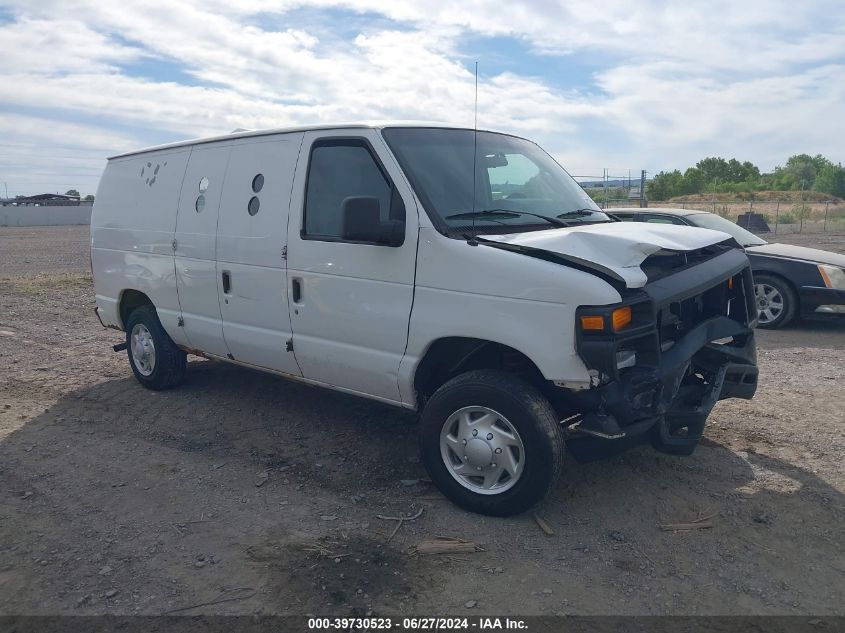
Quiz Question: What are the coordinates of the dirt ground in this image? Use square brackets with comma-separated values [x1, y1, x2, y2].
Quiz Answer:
[1, 226, 843, 617]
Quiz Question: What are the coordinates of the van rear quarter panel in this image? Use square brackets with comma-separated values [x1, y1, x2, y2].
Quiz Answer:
[91, 148, 190, 343]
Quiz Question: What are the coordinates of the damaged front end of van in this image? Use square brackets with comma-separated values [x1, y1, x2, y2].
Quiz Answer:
[483, 226, 759, 458]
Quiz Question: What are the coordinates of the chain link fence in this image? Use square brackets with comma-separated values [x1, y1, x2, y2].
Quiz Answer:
[574, 171, 645, 209]
[573, 171, 844, 234]
[646, 199, 845, 234]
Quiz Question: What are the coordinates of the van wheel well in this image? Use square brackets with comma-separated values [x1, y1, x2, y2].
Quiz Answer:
[414, 337, 546, 409]
[119, 290, 154, 329]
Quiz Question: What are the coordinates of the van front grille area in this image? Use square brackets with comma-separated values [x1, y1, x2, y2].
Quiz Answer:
[655, 269, 752, 350]
[641, 241, 736, 283]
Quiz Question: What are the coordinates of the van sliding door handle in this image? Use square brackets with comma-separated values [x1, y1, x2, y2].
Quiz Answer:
[291, 277, 303, 304]
[222, 270, 231, 294]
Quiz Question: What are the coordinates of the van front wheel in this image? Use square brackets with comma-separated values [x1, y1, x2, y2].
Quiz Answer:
[125, 305, 186, 390]
[419, 370, 563, 516]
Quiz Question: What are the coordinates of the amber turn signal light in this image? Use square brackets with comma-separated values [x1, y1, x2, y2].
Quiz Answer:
[580, 315, 605, 331]
[727, 276, 734, 289]
[611, 306, 632, 331]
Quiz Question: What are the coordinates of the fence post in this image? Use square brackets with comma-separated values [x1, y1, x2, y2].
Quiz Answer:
[824, 201, 829, 232]
[774, 201, 780, 234]
[603, 168, 607, 210]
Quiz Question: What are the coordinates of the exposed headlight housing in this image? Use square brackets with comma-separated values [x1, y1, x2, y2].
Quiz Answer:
[818, 264, 845, 290]
[615, 349, 637, 369]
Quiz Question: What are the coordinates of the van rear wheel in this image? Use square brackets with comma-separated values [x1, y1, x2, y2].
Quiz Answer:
[419, 370, 563, 516]
[125, 305, 186, 390]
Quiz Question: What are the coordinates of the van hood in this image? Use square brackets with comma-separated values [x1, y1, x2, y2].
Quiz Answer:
[482, 222, 734, 288]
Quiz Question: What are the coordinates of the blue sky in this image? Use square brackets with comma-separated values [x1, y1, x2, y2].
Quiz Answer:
[1, 0, 844, 197]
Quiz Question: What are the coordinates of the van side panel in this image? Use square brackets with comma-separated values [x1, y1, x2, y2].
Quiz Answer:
[285, 129, 421, 403]
[215, 133, 304, 374]
[173, 144, 232, 357]
[91, 149, 191, 345]
[397, 228, 623, 406]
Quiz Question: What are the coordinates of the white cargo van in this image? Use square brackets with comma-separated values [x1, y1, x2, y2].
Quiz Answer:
[91, 123, 759, 516]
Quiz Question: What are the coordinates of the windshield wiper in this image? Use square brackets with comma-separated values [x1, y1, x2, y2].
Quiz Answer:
[555, 208, 614, 223]
[556, 208, 601, 218]
[446, 209, 568, 228]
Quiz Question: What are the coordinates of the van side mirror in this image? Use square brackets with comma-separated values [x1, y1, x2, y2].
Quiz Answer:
[340, 196, 404, 247]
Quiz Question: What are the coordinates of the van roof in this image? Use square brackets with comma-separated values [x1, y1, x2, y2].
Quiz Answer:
[109, 121, 503, 159]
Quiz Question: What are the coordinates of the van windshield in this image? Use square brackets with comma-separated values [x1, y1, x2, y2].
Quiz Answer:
[382, 127, 609, 235]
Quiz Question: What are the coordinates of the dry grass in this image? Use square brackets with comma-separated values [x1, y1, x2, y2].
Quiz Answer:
[0, 272, 92, 295]
[667, 191, 841, 204]
[620, 190, 845, 227]
[610, 198, 845, 232]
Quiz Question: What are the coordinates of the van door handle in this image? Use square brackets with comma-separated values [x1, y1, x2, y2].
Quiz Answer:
[291, 277, 303, 304]
[222, 270, 231, 294]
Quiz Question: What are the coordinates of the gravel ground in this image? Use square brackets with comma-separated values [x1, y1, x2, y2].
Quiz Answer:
[1, 225, 843, 616]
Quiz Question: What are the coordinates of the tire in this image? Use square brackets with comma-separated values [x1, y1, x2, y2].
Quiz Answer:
[754, 273, 797, 329]
[419, 370, 563, 517]
[125, 304, 187, 390]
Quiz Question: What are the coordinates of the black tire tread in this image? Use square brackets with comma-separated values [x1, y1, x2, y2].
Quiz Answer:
[419, 369, 563, 517]
[125, 305, 186, 390]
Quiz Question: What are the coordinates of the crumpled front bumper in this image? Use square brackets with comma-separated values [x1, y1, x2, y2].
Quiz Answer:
[646, 318, 757, 455]
[569, 318, 757, 457]
[567, 249, 759, 459]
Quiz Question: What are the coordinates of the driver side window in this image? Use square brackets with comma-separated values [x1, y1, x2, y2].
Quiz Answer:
[303, 140, 403, 241]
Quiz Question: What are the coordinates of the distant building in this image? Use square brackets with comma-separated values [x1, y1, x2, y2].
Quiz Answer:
[1, 193, 82, 206]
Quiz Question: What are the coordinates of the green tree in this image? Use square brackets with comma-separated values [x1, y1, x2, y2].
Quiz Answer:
[813, 163, 845, 198]
[740, 160, 761, 182]
[774, 154, 831, 190]
[84, 194, 95, 201]
[695, 157, 731, 184]
[695, 157, 760, 186]
[726, 159, 745, 182]
[647, 170, 684, 200]
[681, 167, 705, 194]
[65, 189, 80, 197]
[586, 186, 626, 205]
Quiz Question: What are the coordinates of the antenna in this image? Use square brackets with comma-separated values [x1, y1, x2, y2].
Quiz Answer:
[470, 61, 479, 244]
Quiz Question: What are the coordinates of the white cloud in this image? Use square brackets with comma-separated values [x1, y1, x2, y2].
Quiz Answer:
[0, 0, 843, 195]
[0, 113, 138, 195]
[0, 16, 141, 75]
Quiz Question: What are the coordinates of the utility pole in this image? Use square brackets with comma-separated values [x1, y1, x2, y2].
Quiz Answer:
[800, 179, 806, 233]
[711, 177, 720, 214]
[603, 168, 608, 209]
[640, 170, 646, 208]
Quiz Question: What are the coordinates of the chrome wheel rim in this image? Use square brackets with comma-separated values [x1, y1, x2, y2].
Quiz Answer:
[130, 323, 156, 376]
[440, 406, 525, 495]
[755, 283, 785, 325]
